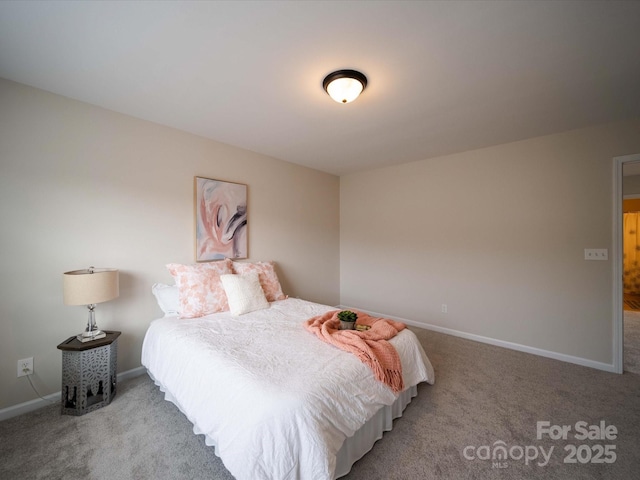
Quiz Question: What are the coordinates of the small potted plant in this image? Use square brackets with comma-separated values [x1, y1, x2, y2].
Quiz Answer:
[337, 310, 357, 330]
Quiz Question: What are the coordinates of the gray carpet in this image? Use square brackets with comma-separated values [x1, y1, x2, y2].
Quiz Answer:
[625, 311, 640, 374]
[1, 328, 640, 480]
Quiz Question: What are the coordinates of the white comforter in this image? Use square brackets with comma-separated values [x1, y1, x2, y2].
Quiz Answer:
[141, 298, 434, 480]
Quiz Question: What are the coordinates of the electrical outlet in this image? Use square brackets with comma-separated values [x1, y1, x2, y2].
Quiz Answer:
[441, 304, 448, 314]
[17, 357, 33, 377]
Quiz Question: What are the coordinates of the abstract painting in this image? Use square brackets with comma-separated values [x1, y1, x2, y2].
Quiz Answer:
[195, 176, 247, 261]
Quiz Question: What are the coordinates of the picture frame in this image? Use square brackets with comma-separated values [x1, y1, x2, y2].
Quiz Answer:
[194, 176, 248, 262]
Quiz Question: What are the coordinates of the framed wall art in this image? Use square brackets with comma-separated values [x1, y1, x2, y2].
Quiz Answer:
[194, 176, 248, 262]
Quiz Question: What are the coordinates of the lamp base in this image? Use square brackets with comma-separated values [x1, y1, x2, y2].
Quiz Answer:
[76, 331, 106, 343]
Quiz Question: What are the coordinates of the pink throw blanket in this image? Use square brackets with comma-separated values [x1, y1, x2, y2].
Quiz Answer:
[304, 310, 405, 393]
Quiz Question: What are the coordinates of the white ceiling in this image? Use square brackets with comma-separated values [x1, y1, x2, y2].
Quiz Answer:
[1, 1, 639, 176]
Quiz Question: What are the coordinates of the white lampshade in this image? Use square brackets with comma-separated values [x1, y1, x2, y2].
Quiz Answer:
[63, 268, 119, 306]
[323, 69, 368, 104]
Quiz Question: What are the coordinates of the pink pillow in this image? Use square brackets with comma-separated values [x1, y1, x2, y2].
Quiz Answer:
[231, 261, 286, 302]
[166, 259, 233, 318]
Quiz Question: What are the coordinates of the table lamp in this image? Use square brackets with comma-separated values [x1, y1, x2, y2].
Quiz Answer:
[63, 267, 119, 342]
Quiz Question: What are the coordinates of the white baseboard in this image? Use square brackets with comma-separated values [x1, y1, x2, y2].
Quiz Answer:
[116, 365, 147, 383]
[338, 305, 616, 373]
[0, 365, 147, 422]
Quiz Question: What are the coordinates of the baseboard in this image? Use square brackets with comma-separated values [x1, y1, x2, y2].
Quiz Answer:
[338, 305, 617, 373]
[0, 365, 147, 422]
[116, 365, 147, 383]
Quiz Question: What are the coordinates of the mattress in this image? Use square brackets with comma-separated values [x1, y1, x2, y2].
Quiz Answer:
[141, 298, 435, 479]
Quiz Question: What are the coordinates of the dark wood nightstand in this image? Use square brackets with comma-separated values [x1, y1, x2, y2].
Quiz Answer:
[57, 331, 121, 416]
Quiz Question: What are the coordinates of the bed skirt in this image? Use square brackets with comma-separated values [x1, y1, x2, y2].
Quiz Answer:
[148, 369, 417, 479]
[334, 384, 417, 478]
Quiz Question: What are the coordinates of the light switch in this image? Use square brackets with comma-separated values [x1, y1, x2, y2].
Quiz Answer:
[584, 249, 608, 261]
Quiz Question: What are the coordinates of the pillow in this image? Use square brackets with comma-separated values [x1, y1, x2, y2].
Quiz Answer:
[231, 261, 286, 302]
[151, 283, 180, 316]
[220, 272, 270, 316]
[166, 259, 233, 318]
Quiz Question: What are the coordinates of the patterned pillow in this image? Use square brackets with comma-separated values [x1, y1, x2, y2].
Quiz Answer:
[166, 259, 233, 318]
[220, 272, 270, 316]
[231, 261, 286, 302]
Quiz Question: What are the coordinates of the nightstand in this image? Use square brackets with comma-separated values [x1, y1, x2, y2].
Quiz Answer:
[57, 331, 121, 416]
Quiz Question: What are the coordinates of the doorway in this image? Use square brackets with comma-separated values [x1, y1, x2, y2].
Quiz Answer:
[622, 193, 640, 373]
[622, 198, 640, 310]
[618, 157, 640, 374]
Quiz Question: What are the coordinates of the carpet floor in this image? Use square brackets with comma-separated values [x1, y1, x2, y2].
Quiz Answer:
[1, 328, 639, 480]
[625, 310, 640, 374]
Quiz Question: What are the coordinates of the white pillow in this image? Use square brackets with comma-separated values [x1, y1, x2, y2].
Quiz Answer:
[220, 272, 269, 316]
[151, 283, 180, 316]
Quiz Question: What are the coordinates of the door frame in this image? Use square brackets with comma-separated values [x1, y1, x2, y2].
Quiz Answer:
[613, 153, 640, 373]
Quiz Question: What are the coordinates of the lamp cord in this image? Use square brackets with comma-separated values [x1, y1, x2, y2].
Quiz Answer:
[25, 374, 57, 404]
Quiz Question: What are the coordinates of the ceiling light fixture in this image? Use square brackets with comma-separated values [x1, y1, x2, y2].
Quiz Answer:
[323, 69, 368, 104]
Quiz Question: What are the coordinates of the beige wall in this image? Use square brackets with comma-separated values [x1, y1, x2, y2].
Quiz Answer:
[0, 79, 340, 409]
[340, 121, 640, 366]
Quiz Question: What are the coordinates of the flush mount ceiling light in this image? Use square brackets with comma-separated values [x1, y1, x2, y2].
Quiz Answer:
[323, 69, 368, 104]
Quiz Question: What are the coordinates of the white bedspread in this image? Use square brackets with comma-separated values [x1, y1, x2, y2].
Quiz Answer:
[141, 298, 434, 480]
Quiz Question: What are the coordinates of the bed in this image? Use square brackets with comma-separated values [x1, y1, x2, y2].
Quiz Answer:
[142, 295, 435, 480]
